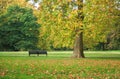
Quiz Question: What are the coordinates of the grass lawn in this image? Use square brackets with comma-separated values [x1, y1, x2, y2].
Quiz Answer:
[0, 51, 120, 79]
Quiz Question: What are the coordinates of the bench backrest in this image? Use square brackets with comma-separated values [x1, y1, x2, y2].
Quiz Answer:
[29, 50, 47, 54]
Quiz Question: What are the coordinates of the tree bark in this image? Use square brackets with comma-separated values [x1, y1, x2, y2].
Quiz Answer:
[73, 0, 85, 58]
[73, 32, 85, 58]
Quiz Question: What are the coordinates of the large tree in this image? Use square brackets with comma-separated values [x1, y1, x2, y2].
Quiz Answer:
[0, 5, 40, 51]
[73, 0, 85, 58]
[29, 0, 119, 58]
[36, 0, 85, 57]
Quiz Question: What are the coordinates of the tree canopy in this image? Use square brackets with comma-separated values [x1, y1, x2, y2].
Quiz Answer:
[0, 5, 40, 51]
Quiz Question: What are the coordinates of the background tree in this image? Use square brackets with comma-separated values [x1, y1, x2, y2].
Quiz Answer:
[0, 0, 12, 15]
[107, 0, 120, 50]
[0, 0, 29, 14]
[0, 5, 40, 51]
[83, 0, 120, 50]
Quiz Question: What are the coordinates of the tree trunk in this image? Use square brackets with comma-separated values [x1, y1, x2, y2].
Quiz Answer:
[73, 32, 85, 58]
[73, 0, 85, 58]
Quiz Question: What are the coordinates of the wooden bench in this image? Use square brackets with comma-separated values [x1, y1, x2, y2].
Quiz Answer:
[29, 50, 47, 56]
